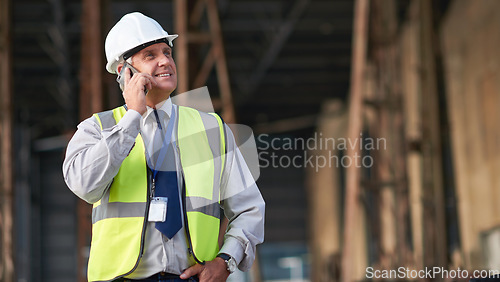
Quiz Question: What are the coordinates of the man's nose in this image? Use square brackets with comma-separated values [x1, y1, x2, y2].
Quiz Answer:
[158, 55, 170, 67]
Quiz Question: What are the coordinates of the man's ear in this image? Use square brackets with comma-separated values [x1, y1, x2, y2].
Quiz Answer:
[117, 63, 124, 74]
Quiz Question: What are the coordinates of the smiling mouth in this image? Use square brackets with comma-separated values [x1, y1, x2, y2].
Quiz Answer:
[155, 73, 172, 77]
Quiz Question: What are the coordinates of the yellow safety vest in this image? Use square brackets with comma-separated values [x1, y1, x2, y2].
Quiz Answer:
[87, 105, 226, 282]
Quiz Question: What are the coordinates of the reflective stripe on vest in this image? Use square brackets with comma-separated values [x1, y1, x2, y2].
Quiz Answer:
[87, 105, 225, 281]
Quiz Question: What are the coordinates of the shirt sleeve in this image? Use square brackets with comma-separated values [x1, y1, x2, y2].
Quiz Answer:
[218, 124, 265, 272]
[62, 110, 142, 204]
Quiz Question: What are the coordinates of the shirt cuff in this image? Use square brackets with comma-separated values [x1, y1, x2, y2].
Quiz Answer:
[117, 109, 141, 138]
[218, 237, 245, 266]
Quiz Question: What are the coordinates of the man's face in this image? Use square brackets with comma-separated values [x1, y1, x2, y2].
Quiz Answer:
[130, 42, 177, 97]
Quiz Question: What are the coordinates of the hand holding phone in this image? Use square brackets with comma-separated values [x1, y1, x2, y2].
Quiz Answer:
[117, 62, 156, 115]
[116, 62, 148, 95]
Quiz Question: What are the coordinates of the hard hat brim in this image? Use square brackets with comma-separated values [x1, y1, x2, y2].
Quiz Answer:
[106, 34, 178, 74]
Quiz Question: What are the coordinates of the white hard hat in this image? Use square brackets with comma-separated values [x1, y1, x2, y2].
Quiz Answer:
[105, 12, 178, 74]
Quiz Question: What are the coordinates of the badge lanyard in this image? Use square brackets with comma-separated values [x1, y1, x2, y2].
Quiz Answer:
[146, 105, 176, 197]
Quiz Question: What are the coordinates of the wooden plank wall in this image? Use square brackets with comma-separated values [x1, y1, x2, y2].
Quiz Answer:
[419, 0, 448, 269]
[364, 0, 450, 273]
[308, 0, 500, 278]
[306, 1, 454, 280]
[441, 0, 500, 269]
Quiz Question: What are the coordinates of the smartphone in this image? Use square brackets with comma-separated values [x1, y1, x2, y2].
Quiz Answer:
[116, 62, 148, 95]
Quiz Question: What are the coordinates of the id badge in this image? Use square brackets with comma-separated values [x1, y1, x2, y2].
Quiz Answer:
[148, 197, 168, 222]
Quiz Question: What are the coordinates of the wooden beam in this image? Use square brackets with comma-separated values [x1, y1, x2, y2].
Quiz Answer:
[206, 0, 235, 123]
[192, 45, 216, 89]
[0, 0, 14, 280]
[79, 0, 104, 281]
[175, 0, 189, 95]
[186, 31, 212, 43]
[341, 0, 369, 281]
[400, 2, 424, 270]
[419, 0, 447, 269]
[80, 0, 104, 119]
[189, 0, 206, 28]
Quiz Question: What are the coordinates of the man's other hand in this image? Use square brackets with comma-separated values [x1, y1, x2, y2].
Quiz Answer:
[180, 257, 230, 282]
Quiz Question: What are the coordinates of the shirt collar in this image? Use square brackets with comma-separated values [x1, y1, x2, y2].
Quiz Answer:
[157, 97, 172, 117]
[143, 97, 172, 118]
[142, 97, 173, 127]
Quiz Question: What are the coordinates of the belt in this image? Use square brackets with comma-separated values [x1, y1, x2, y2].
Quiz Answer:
[122, 272, 199, 281]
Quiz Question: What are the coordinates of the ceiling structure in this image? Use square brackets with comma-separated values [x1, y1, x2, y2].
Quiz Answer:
[12, 0, 423, 141]
[219, 0, 353, 131]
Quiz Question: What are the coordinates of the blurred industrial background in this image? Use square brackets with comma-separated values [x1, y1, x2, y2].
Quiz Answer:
[1, 0, 500, 281]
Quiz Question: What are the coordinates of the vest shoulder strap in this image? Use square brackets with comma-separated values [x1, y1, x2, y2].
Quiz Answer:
[178, 105, 226, 153]
[93, 109, 118, 130]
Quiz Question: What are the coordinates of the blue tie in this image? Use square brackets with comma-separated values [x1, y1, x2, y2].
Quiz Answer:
[154, 169, 182, 239]
[151, 108, 182, 239]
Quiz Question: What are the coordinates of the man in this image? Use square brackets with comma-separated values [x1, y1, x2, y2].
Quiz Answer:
[63, 12, 265, 282]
